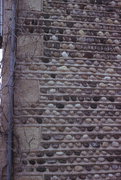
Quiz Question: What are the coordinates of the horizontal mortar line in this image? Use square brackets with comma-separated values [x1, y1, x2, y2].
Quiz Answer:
[40, 140, 121, 143]
[16, 31, 121, 40]
[17, 21, 121, 31]
[23, 155, 121, 160]
[43, 34, 121, 42]
[18, 17, 121, 27]
[19, 147, 121, 153]
[18, 7, 117, 15]
[15, 70, 121, 78]
[17, 24, 121, 34]
[44, 0, 118, 8]
[15, 76, 120, 84]
[43, 40, 121, 47]
[38, 86, 121, 90]
[16, 170, 121, 175]
[42, 9, 118, 20]
[14, 107, 121, 111]
[14, 124, 121, 127]
[16, 56, 121, 62]
[44, 47, 119, 55]
[43, 5, 118, 13]
[19, 162, 121, 167]
[13, 77, 121, 84]
[41, 132, 121, 135]
[42, 12, 118, 22]
[13, 93, 121, 97]
[16, 62, 121, 71]
[13, 100, 121, 105]
[14, 115, 121, 119]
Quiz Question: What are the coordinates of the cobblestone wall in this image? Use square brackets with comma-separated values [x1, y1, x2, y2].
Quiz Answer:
[4, 0, 121, 179]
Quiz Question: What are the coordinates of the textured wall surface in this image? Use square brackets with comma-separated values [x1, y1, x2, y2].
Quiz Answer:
[2, 0, 121, 179]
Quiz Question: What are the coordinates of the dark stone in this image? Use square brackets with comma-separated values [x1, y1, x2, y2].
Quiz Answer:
[96, 0, 102, 4]
[56, 103, 64, 109]
[67, 22, 73, 28]
[106, 157, 114, 162]
[90, 0, 95, 4]
[68, 157, 75, 163]
[98, 134, 104, 139]
[88, 82, 97, 87]
[66, 9, 71, 15]
[58, 159, 67, 163]
[71, 96, 77, 101]
[37, 159, 46, 164]
[46, 151, 54, 157]
[29, 26, 34, 33]
[29, 160, 36, 165]
[83, 111, 91, 116]
[36, 118, 42, 124]
[47, 160, 57, 164]
[40, 88, 47, 93]
[36, 152, 44, 157]
[48, 95, 54, 100]
[55, 96, 62, 101]
[78, 174, 86, 179]
[65, 150, 73, 156]
[59, 29, 64, 34]
[52, 143, 59, 149]
[42, 143, 50, 149]
[42, 134, 51, 140]
[44, 50, 51, 57]
[93, 96, 100, 101]
[51, 74, 56, 78]
[63, 96, 70, 101]
[116, 157, 121, 162]
[71, 176, 77, 180]
[90, 103, 97, 109]
[45, 21, 51, 26]
[85, 165, 92, 171]
[44, 35, 50, 41]
[43, 14, 50, 19]
[54, 43, 60, 49]
[107, 97, 115, 102]
[44, 27, 49, 33]
[68, 119, 74, 124]
[84, 52, 93, 58]
[71, 36, 77, 42]
[58, 35, 63, 41]
[42, 57, 50, 63]
[83, 142, 89, 148]
[48, 166, 58, 172]
[74, 150, 81, 156]
[116, 104, 121, 109]
[82, 82, 87, 87]
[45, 176, 51, 180]
[114, 150, 121, 155]
[113, 134, 120, 139]
[51, 28, 56, 34]
[87, 126, 94, 131]
[90, 135, 96, 139]
[36, 166, 46, 172]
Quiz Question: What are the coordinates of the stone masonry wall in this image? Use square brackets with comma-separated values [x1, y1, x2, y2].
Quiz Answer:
[3, 0, 121, 179]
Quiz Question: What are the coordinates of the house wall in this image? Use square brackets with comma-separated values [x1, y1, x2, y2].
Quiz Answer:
[2, 0, 121, 179]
